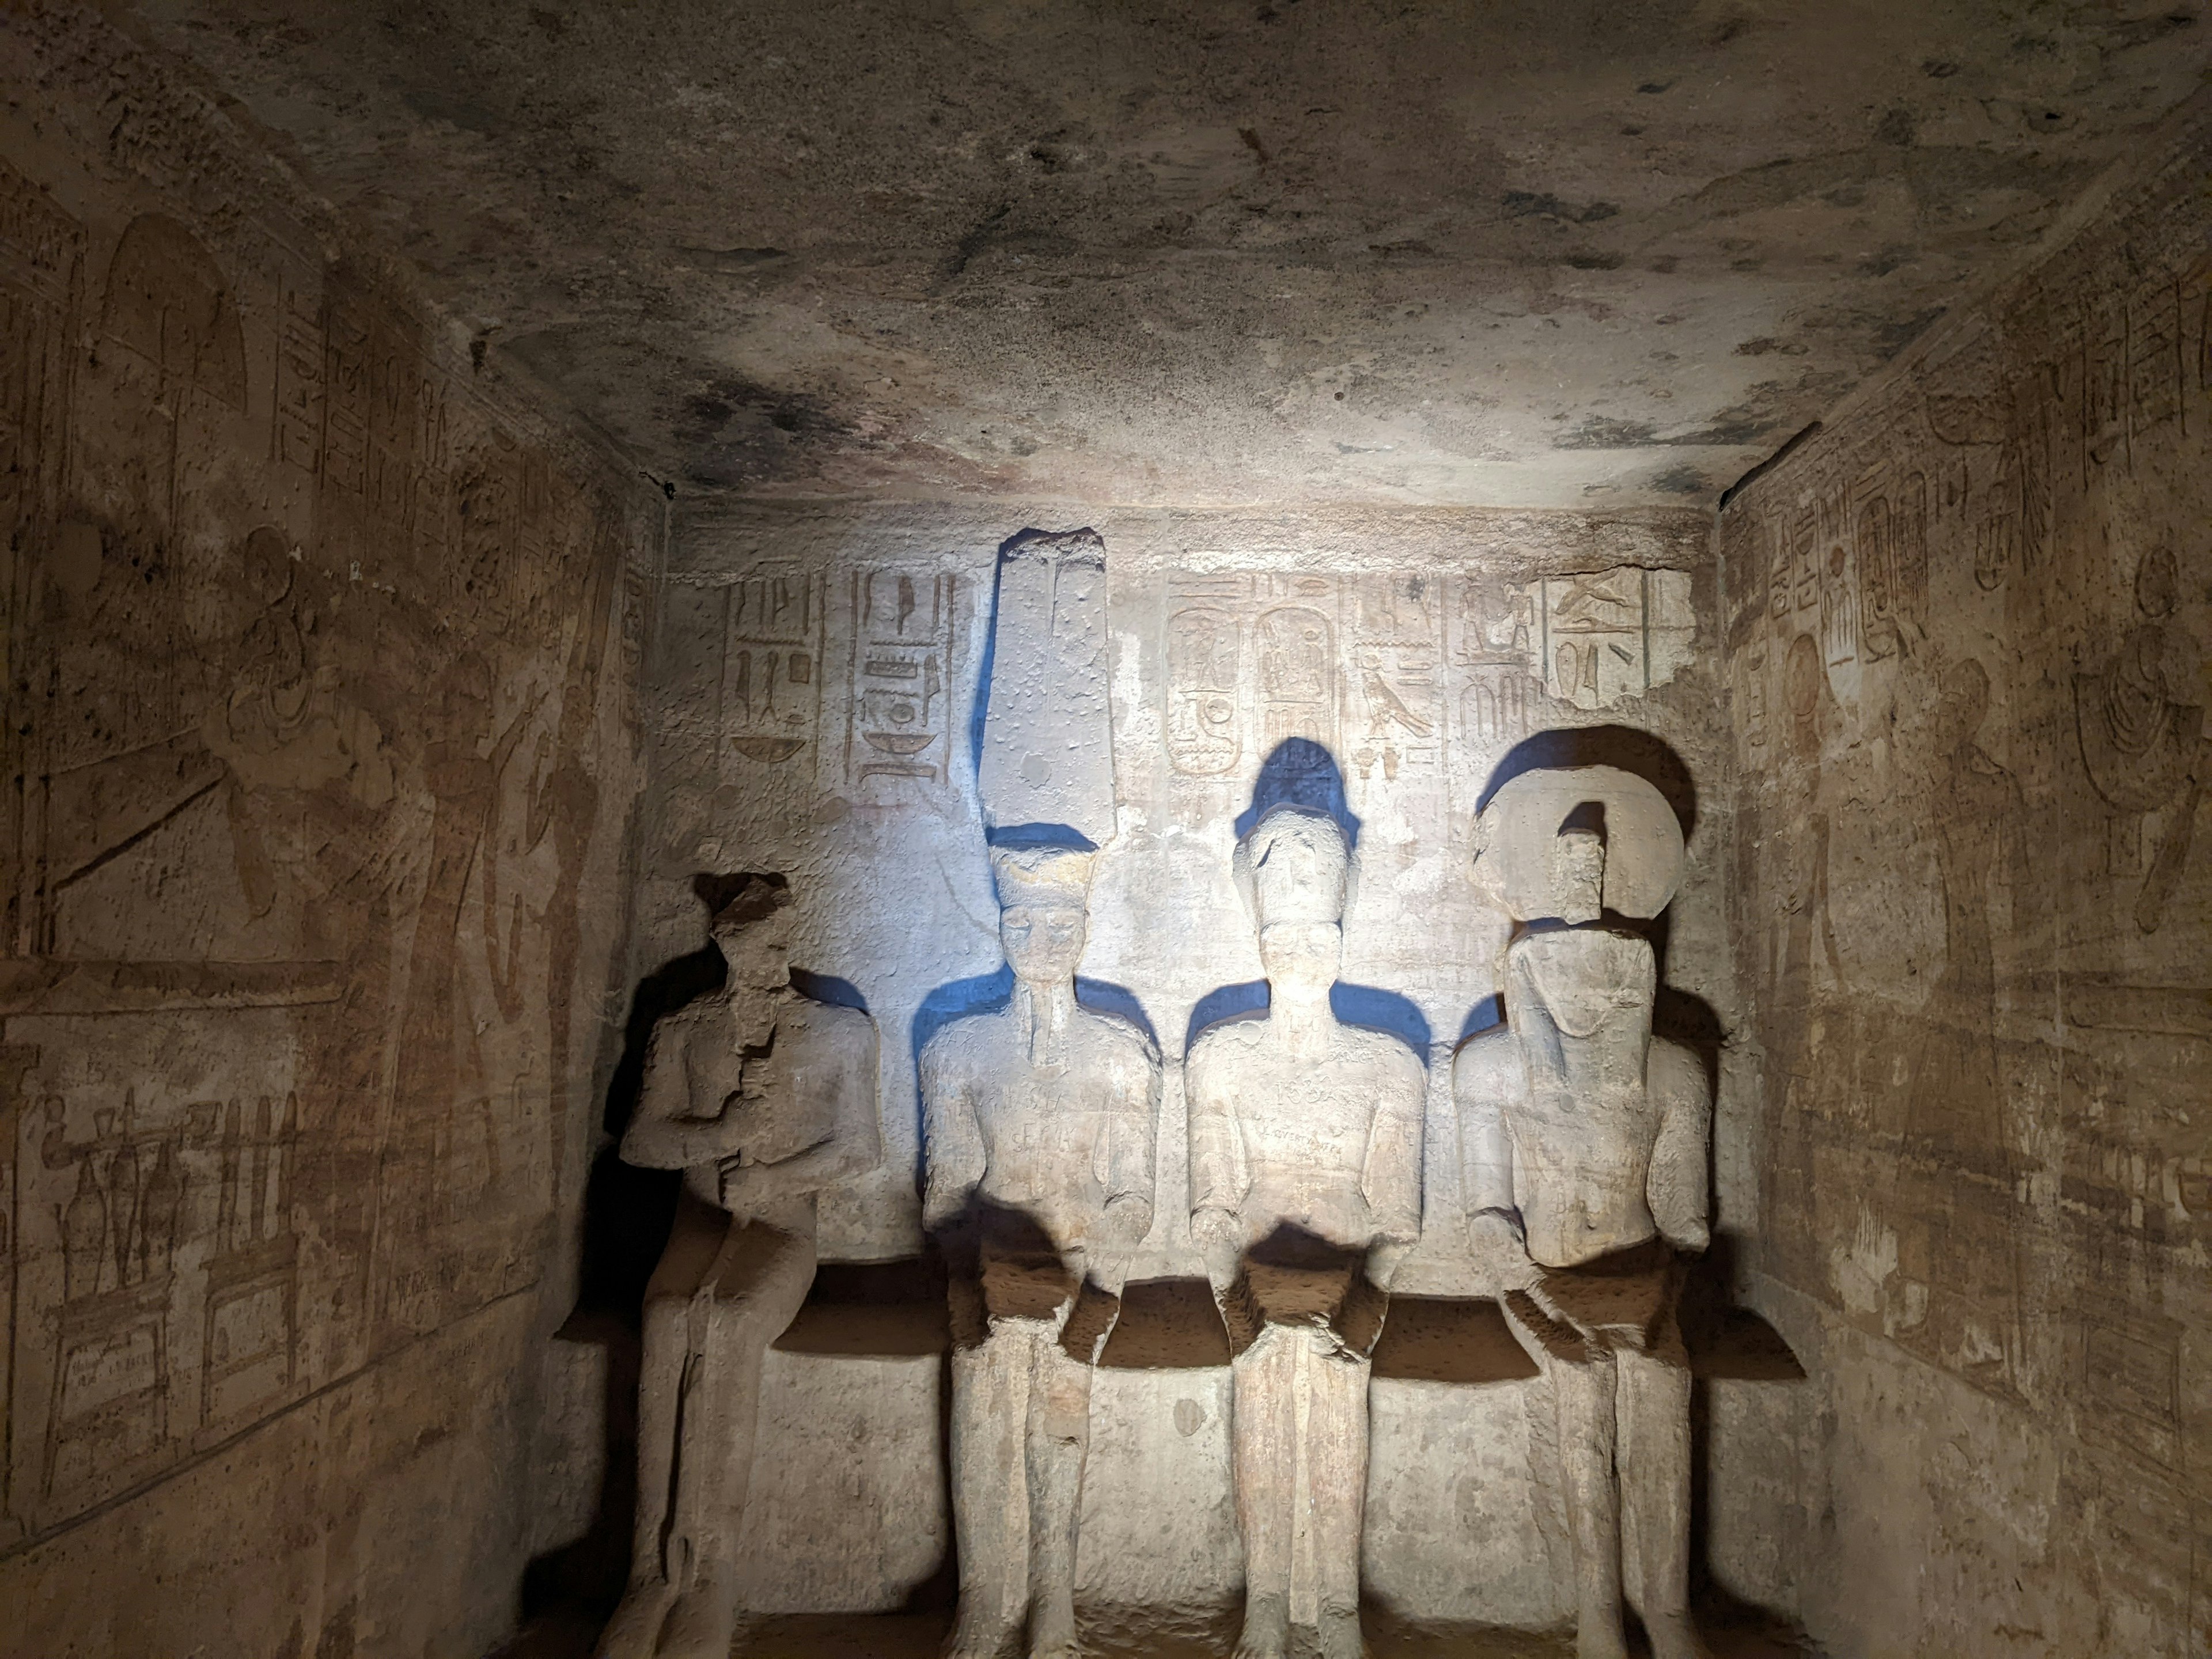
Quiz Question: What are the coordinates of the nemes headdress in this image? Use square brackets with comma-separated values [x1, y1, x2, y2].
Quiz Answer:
[1234, 804, 1350, 930]
[989, 843, 1097, 911]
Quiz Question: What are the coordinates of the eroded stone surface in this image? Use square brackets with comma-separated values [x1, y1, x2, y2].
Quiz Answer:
[84, 1, 2212, 510]
[1458, 775, 1711, 1659]
[0, 13, 654, 1652]
[1718, 90, 2212, 1657]
[600, 878, 880, 1659]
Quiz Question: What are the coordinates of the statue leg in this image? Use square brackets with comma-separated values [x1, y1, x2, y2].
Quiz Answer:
[1023, 1335, 1093, 1658]
[1308, 1340, 1372, 1659]
[597, 1193, 728, 1659]
[1618, 1323, 1707, 1659]
[1551, 1346, 1628, 1659]
[946, 1315, 1035, 1659]
[656, 1215, 817, 1659]
[1229, 1325, 1294, 1659]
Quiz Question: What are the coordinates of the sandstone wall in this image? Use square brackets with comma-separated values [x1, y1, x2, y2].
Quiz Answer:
[0, 12, 654, 1656]
[1717, 93, 2212, 1658]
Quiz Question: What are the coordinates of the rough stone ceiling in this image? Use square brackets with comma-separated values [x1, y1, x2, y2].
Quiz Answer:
[127, 0, 2210, 509]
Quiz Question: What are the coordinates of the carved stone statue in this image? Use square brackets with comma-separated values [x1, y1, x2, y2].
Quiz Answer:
[1185, 804, 1424, 1659]
[922, 843, 1161, 1659]
[598, 876, 882, 1659]
[1454, 767, 1711, 1659]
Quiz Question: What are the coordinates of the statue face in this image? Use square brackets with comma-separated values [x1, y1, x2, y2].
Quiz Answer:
[1001, 903, 1086, 983]
[1549, 830, 1605, 924]
[1259, 921, 1340, 998]
[714, 916, 793, 990]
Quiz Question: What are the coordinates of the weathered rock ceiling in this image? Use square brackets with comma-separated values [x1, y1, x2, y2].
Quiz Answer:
[128, 0, 2209, 508]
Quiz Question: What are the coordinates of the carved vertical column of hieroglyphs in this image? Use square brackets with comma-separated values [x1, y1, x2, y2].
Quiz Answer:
[1161, 569, 1340, 794]
[721, 566, 827, 773]
[1344, 573, 1445, 850]
[842, 566, 958, 796]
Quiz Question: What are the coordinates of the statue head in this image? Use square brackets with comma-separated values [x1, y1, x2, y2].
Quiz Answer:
[1236, 804, 1348, 998]
[990, 843, 1094, 987]
[1548, 826, 1606, 925]
[709, 873, 794, 991]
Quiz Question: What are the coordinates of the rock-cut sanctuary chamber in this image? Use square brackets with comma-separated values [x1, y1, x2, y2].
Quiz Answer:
[2, 6, 2209, 1658]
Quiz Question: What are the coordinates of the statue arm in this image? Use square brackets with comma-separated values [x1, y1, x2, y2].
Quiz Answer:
[1360, 1056, 1424, 1249]
[919, 1040, 984, 1234]
[1184, 1045, 1248, 1220]
[1647, 1041, 1711, 1254]
[1455, 1031, 1537, 1289]
[733, 1014, 885, 1189]
[1098, 1046, 1161, 1245]
[1184, 1044, 1247, 1284]
[619, 1020, 741, 1171]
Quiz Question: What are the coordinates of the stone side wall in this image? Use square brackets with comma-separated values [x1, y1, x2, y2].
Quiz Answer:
[1717, 92, 2212, 1658]
[0, 12, 653, 1656]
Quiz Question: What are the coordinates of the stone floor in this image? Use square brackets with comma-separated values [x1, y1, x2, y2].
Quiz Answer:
[500, 1603, 1820, 1657]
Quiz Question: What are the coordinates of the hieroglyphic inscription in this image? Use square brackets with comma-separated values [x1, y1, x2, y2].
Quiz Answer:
[724, 569, 825, 765]
[8, 1016, 308, 1527]
[1452, 574, 1536, 748]
[1164, 590, 1243, 777]
[1346, 574, 1442, 787]
[1162, 571, 1341, 777]
[1, 181, 638, 1546]
[1535, 567, 1694, 710]
[846, 569, 956, 789]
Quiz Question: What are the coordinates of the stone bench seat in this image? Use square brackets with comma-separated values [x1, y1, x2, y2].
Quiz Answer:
[774, 1262, 1802, 1384]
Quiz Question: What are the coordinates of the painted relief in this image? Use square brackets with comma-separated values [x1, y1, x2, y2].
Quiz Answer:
[0, 174, 639, 1538]
[1720, 124, 2212, 1654]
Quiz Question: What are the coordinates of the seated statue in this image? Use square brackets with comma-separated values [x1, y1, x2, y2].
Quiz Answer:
[1455, 771, 1711, 1659]
[597, 876, 881, 1659]
[922, 842, 1161, 1659]
[1186, 804, 1424, 1659]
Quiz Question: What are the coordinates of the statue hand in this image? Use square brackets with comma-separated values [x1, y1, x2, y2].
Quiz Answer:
[1191, 1206, 1243, 1287]
[1098, 1191, 1154, 1247]
[1469, 1206, 1541, 1294]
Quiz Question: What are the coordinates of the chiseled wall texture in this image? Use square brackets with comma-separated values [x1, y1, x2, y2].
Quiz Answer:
[1718, 94, 2212, 1659]
[0, 12, 654, 1657]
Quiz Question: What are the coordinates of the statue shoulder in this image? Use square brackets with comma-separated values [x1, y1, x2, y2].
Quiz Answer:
[920, 1004, 1007, 1075]
[1339, 1024, 1426, 1092]
[1648, 1036, 1709, 1107]
[647, 995, 718, 1048]
[1185, 1016, 1266, 1101]
[1073, 1001, 1160, 1068]
[785, 995, 877, 1047]
[1452, 1022, 1522, 1101]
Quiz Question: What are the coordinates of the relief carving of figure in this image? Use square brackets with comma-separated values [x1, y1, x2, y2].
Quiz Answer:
[922, 844, 1161, 1659]
[1185, 804, 1424, 1659]
[1454, 767, 1710, 1659]
[599, 876, 882, 1659]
